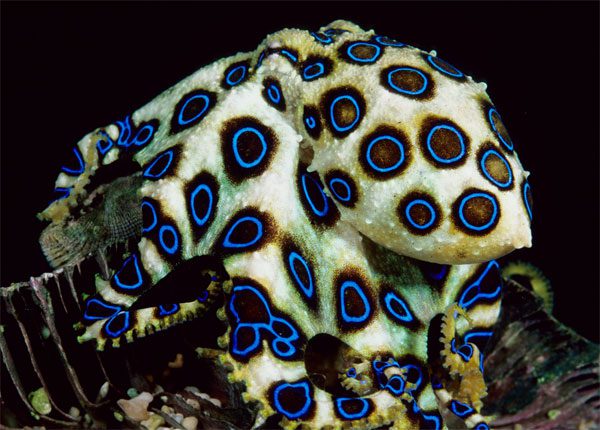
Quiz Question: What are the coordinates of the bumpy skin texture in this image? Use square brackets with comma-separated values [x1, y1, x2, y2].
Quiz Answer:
[39, 21, 533, 429]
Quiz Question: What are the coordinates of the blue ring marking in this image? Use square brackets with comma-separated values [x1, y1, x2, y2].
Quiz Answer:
[141, 200, 158, 233]
[426, 124, 466, 164]
[272, 334, 296, 357]
[273, 381, 311, 419]
[458, 192, 498, 231]
[488, 107, 514, 151]
[387, 67, 428, 95]
[159, 225, 179, 255]
[256, 51, 265, 68]
[83, 298, 121, 321]
[222, 216, 263, 248]
[304, 116, 316, 129]
[400, 364, 423, 391]
[450, 400, 474, 418]
[301, 174, 329, 217]
[383, 291, 414, 322]
[132, 123, 155, 147]
[340, 281, 371, 323]
[335, 398, 369, 420]
[197, 290, 209, 302]
[61, 147, 85, 175]
[229, 285, 299, 357]
[405, 199, 436, 230]
[420, 412, 442, 430]
[329, 94, 361, 133]
[480, 149, 513, 188]
[190, 183, 214, 227]
[366, 134, 405, 172]
[475, 423, 490, 430]
[302, 62, 325, 80]
[374, 35, 405, 47]
[385, 375, 406, 395]
[479, 351, 485, 374]
[280, 49, 298, 63]
[158, 303, 180, 316]
[114, 254, 143, 290]
[143, 150, 174, 179]
[346, 41, 382, 63]
[97, 131, 114, 155]
[310, 32, 333, 44]
[267, 84, 281, 104]
[225, 64, 247, 87]
[232, 127, 267, 168]
[427, 54, 464, 78]
[346, 367, 357, 378]
[288, 252, 314, 298]
[116, 116, 133, 147]
[458, 260, 502, 309]
[178, 94, 210, 126]
[464, 330, 493, 345]
[324, 28, 347, 36]
[412, 400, 421, 414]
[51, 187, 72, 202]
[451, 338, 474, 362]
[523, 182, 533, 220]
[229, 287, 268, 356]
[104, 311, 131, 338]
[372, 358, 399, 375]
[431, 375, 443, 390]
[328, 178, 352, 202]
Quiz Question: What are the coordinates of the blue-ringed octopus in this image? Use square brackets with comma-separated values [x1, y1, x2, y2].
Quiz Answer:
[37, 20, 534, 429]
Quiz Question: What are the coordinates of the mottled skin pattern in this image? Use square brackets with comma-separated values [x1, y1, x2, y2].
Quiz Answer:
[39, 21, 533, 429]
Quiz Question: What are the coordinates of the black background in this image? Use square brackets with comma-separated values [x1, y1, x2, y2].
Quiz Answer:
[2, 2, 598, 342]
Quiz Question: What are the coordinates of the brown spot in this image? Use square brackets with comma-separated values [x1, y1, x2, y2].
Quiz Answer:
[408, 203, 432, 227]
[324, 169, 359, 208]
[491, 111, 511, 143]
[221, 116, 278, 183]
[350, 44, 377, 59]
[332, 98, 358, 129]
[463, 197, 494, 227]
[369, 137, 401, 169]
[418, 117, 470, 168]
[390, 69, 424, 93]
[320, 86, 366, 138]
[397, 191, 441, 235]
[484, 153, 509, 182]
[334, 268, 375, 332]
[381, 65, 434, 100]
[478, 144, 513, 190]
[426, 55, 463, 77]
[429, 127, 463, 160]
[234, 130, 264, 164]
[483, 102, 514, 152]
[452, 189, 499, 235]
[359, 125, 411, 180]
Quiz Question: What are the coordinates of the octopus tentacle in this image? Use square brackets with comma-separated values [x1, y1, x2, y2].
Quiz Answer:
[76, 270, 226, 350]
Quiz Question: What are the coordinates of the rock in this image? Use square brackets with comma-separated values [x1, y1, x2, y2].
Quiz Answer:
[182, 416, 198, 430]
[28, 388, 51, 415]
[117, 392, 153, 422]
[141, 413, 165, 430]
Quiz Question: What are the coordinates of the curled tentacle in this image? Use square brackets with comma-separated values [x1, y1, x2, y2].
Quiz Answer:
[76, 270, 226, 350]
[428, 303, 489, 427]
[502, 261, 553, 313]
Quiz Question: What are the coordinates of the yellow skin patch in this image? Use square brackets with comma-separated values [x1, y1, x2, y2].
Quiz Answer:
[39, 20, 532, 429]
